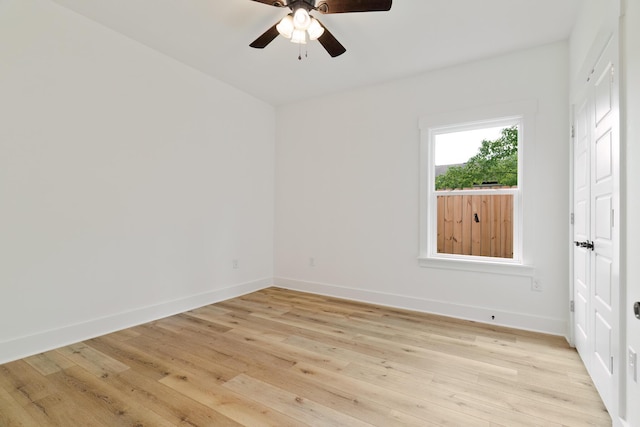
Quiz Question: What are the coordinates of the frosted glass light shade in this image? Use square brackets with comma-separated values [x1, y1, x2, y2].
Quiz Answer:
[293, 8, 311, 30]
[307, 18, 324, 40]
[276, 15, 294, 38]
[290, 29, 307, 44]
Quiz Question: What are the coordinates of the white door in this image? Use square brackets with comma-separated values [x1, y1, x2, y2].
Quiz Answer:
[573, 91, 590, 363]
[572, 35, 619, 413]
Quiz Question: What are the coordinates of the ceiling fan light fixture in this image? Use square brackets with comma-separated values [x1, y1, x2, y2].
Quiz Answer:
[293, 8, 311, 30]
[307, 18, 324, 40]
[290, 28, 307, 44]
[250, 0, 393, 57]
[276, 14, 294, 38]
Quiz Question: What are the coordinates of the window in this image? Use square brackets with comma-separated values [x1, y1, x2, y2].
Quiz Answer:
[419, 101, 536, 275]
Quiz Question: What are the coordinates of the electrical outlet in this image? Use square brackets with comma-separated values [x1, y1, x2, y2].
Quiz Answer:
[232, 259, 239, 269]
[532, 280, 543, 292]
[630, 347, 638, 382]
[309, 257, 315, 267]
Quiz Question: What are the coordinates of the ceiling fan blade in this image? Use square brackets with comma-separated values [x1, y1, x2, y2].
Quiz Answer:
[250, 23, 280, 49]
[316, 0, 392, 14]
[250, 0, 287, 7]
[316, 21, 346, 57]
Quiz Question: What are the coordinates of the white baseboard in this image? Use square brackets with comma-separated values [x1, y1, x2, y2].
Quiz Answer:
[274, 277, 567, 336]
[1, 276, 569, 365]
[0, 278, 271, 365]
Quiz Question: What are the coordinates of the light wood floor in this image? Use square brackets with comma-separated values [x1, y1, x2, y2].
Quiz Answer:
[1, 287, 610, 426]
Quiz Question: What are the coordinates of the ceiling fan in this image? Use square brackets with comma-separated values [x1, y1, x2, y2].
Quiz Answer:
[249, 0, 392, 58]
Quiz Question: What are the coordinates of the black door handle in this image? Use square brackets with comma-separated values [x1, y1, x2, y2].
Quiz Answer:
[634, 301, 640, 320]
[573, 240, 594, 250]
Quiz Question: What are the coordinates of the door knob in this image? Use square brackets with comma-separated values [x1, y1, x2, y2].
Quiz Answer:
[573, 240, 595, 250]
[635, 301, 640, 320]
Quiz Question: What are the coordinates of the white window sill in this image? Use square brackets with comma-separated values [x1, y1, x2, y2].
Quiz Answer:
[418, 256, 535, 277]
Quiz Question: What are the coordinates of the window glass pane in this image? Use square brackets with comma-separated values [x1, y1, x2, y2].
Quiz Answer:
[433, 124, 518, 259]
[434, 125, 518, 190]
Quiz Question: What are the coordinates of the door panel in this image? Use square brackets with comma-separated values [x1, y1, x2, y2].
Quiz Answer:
[595, 64, 613, 125]
[595, 196, 612, 240]
[576, 292, 588, 340]
[594, 254, 612, 308]
[573, 94, 590, 359]
[595, 131, 612, 181]
[594, 311, 612, 374]
[575, 250, 589, 342]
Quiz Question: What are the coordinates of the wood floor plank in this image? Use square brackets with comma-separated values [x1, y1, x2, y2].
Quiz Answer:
[23, 351, 75, 376]
[55, 343, 129, 378]
[135, 322, 298, 374]
[0, 386, 39, 427]
[48, 365, 175, 426]
[159, 370, 301, 427]
[340, 361, 436, 397]
[343, 365, 554, 427]
[0, 287, 611, 426]
[105, 369, 241, 426]
[224, 373, 376, 427]
[240, 357, 410, 426]
[85, 335, 174, 381]
[352, 332, 520, 380]
[105, 328, 141, 342]
[0, 360, 57, 407]
[475, 374, 610, 423]
[288, 362, 493, 426]
[283, 334, 484, 384]
[126, 334, 240, 385]
[20, 392, 104, 426]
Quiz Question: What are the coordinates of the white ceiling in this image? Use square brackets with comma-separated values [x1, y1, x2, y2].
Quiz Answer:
[50, 0, 582, 106]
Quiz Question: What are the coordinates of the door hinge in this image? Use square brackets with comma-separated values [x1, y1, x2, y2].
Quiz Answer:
[611, 65, 615, 84]
[570, 300, 575, 313]
[570, 213, 574, 225]
[612, 209, 615, 228]
[571, 125, 575, 139]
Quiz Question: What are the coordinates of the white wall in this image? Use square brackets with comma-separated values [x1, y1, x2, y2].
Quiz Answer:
[275, 42, 570, 335]
[0, 0, 275, 363]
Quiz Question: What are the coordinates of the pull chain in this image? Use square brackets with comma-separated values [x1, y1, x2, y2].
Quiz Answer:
[297, 44, 308, 61]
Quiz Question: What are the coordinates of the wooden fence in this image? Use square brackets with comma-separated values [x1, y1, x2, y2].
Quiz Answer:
[436, 192, 513, 258]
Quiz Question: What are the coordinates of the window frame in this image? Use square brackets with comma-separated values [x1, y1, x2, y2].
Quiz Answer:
[418, 101, 537, 276]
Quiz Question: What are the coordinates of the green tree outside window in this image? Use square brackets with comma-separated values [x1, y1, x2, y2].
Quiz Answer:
[435, 126, 518, 190]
